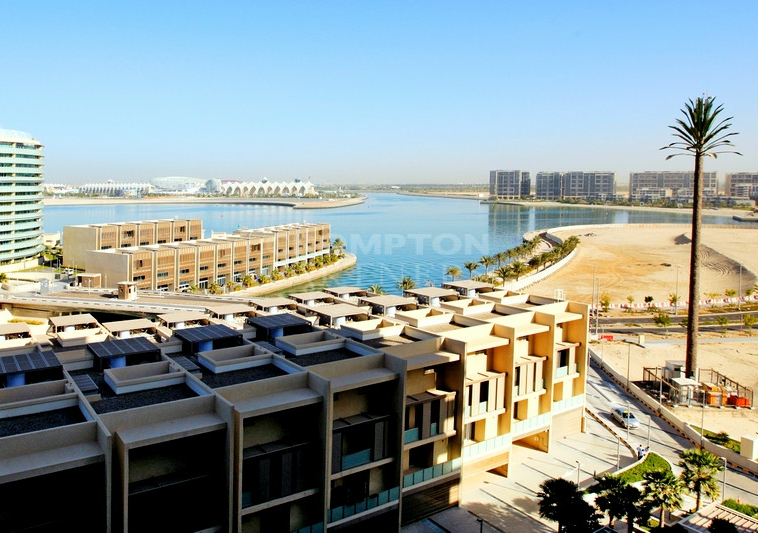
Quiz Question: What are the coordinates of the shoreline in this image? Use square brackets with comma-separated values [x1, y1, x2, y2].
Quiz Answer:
[43, 195, 366, 210]
[391, 191, 756, 219]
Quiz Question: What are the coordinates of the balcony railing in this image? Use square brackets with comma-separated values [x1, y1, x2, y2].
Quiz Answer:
[327, 486, 399, 523]
[512, 412, 552, 435]
[342, 449, 371, 470]
[402, 457, 462, 488]
[462, 434, 511, 459]
[552, 394, 584, 413]
[403, 422, 440, 444]
[555, 365, 568, 378]
[291, 523, 324, 533]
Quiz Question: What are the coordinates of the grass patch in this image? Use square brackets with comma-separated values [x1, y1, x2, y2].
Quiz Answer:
[690, 427, 741, 454]
[723, 498, 758, 517]
[617, 452, 670, 484]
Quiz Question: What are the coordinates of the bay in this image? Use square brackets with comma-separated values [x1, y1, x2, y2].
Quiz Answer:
[43, 194, 740, 294]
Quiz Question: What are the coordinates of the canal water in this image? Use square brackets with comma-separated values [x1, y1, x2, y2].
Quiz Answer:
[44, 194, 739, 293]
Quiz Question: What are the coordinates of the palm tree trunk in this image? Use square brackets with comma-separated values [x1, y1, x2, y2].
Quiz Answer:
[660, 508, 666, 527]
[685, 153, 703, 379]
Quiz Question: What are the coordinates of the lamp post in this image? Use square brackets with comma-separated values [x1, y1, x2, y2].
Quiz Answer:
[477, 517, 484, 533]
[626, 402, 631, 443]
[739, 264, 743, 311]
[576, 460, 581, 486]
[616, 436, 621, 468]
[700, 405, 706, 447]
[658, 365, 663, 413]
[626, 343, 632, 390]
[647, 414, 652, 449]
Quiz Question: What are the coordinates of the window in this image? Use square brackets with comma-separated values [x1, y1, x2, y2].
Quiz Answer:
[180, 268, 190, 275]
[157, 272, 168, 278]
[199, 265, 209, 271]
[558, 349, 569, 368]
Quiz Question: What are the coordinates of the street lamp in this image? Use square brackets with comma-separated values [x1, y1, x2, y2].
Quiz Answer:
[675, 265, 681, 316]
[626, 343, 632, 390]
[616, 436, 621, 468]
[657, 365, 664, 413]
[700, 405, 706, 447]
[576, 460, 581, 486]
[647, 414, 652, 449]
[477, 517, 484, 533]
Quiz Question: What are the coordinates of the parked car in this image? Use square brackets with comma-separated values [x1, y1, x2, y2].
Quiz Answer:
[611, 406, 640, 429]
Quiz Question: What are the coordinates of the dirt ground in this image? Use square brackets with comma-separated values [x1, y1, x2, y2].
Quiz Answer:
[529, 224, 758, 306]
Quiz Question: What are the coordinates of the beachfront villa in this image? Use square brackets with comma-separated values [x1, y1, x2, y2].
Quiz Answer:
[0, 128, 44, 270]
[0, 286, 589, 532]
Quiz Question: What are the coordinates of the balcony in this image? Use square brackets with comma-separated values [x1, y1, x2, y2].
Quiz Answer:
[462, 434, 511, 459]
[342, 449, 371, 470]
[403, 422, 439, 445]
[327, 486, 399, 524]
[402, 457, 461, 488]
[512, 412, 552, 436]
[555, 363, 578, 379]
[552, 394, 584, 413]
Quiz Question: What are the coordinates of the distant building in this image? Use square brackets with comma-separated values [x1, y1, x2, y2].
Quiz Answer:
[220, 178, 315, 197]
[535, 171, 563, 200]
[0, 128, 45, 269]
[534, 171, 615, 201]
[79, 181, 154, 196]
[489, 170, 530, 199]
[629, 171, 717, 202]
[724, 172, 758, 199]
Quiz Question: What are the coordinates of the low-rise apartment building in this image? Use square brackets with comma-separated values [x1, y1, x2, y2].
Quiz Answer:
[64, 219, 204, 268]
[82, 222, 331, 290]
[0, 289, 587, 532]
[629, 171, 718, 202]
[724, 172, 758, 199]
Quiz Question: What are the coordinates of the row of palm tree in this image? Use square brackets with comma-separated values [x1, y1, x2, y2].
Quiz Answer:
[446, 235, 580, 287]
[538, 447, 725, 532]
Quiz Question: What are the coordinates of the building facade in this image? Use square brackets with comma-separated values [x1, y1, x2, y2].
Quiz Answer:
[0, 289, 588, 532]
[220, 178, 315, 197]
[63, 219, 204, 268]
[489, 170, 530, 199]
[0, 129, 44, 269]
[83, 222, 331, 290]
[534, 171, 615, 201]
[724, 173, 758, 199]
[629, 171, 718, 202]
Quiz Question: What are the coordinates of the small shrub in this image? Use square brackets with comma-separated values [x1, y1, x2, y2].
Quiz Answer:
[9, 318, 45, 326]
[616, 453, 670, 484]
[722, 498, 758, 517]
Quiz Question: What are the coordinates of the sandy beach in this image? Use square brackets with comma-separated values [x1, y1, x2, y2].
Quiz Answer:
[522, 222, 758, 439]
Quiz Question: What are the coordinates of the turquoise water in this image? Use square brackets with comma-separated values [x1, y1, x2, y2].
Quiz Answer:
[44, 194, 739, 293]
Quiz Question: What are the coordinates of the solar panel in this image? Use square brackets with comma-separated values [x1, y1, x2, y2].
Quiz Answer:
[248, 314, 310, 329]
[0, 350, 62, 377]
[172, 355, 201, 373]
[253, 341, 283, 354]
[173, 324, 241, 343]
[72, 374, 99, 394]
[88, 337, 161, 360]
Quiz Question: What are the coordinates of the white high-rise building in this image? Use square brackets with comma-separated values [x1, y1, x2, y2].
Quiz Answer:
[0, 129, 44, 268]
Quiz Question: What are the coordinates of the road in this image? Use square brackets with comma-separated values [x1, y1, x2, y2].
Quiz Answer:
[587, 358, 758, 507]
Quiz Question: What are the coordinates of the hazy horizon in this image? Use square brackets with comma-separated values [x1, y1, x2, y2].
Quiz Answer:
[3, 1, 756, 184]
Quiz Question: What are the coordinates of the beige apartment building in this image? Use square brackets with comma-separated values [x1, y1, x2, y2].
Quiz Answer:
[82, 222, 331, 290]
[63, 219, 204, 268]
[0, 288, 587, 532]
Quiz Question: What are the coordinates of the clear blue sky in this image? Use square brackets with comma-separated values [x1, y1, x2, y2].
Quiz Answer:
[3, 1, 756, 185]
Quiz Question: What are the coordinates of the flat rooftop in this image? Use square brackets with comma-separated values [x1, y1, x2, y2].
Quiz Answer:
[0, 406, 86, 438]
[169, 354, 288, 389]
[86, 378, 199, 414]
[362, 334, 420, 349]
[285, 347, 362, 367]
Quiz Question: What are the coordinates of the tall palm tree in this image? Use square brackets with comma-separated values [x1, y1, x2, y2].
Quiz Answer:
[678, 447, 724, 510]
[463, 261, 480, 279]
[445, 266, 461, 281]
[662, 96, 740, 378]
[479, 255, 496, 275]
[643, 470, 685, 527]
[592, 474, 627, 527]
[332, 237, 346, 256]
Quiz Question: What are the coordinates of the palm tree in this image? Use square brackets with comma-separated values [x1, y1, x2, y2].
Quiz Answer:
[643, 470, 685, 528]
[479, 255, 496, 275]
[242, 274, 255, 288]
[495, 251, 508, 268]
[367, 284, 385, 295]
[678, 447, 724, 510]
[396, 276, 416, 291]
[0, 272, 7, 283]
[494, 265, 511, 287]
[537, 478, 599, 533]
[332, 237, 345, 256]
[445, 266, 461, 281]
[510, 260, 527, 281]
[662, 96, 740, 378]
[463, 261, 480, 279]
[592, 474, 627, 527]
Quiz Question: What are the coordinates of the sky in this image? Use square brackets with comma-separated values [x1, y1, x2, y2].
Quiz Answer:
[2, 1, 757, 185]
